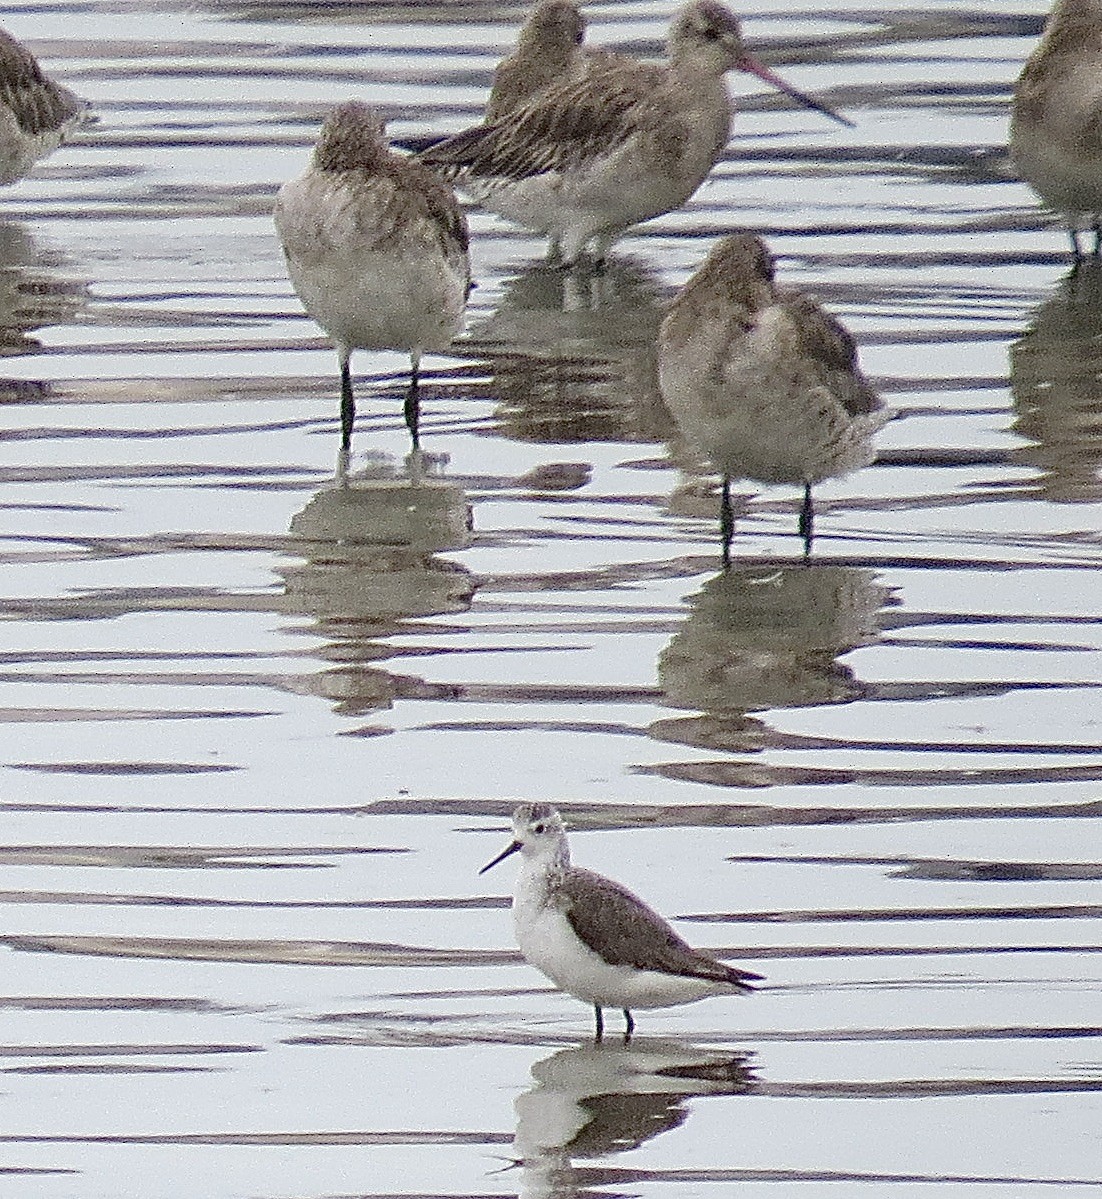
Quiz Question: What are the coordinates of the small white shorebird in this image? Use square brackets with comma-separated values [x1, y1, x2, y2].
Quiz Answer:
[0, 26, 86, 186]
[1011, 0, 1102, 261]
[420, 0, 851, 267]
[658, 233, 885, 561]
[480, 803, 762, 1041]
[485, 0, 591, 123]
[274, 101, 471, 450]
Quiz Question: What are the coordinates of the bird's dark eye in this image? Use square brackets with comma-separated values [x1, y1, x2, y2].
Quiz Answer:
[703, 26, 720, 39]
[533, 822, 546, 834]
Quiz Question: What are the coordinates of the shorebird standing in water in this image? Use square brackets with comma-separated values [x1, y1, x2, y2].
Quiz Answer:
[1012, 0, 1102, 261]
[420, 0, 851, 267]
[485, 0, 590, 123]
[658, 233, 885, 561]
[0, 27, 86, 186]
[480, 803, 762, 1041]
[274, 102, 471, 450]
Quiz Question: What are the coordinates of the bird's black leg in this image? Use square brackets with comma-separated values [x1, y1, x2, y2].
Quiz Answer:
[798, 482, 814, 559]
[622, 1009, 635, 1043]
[720, 476, 734, 569]
[339, 358, 355, 451]
[404, 357, 421, 449]
[1093, 218, 1102, 257]
[593, 1005, 604, 1043]
[1070, 227, 1084, 265]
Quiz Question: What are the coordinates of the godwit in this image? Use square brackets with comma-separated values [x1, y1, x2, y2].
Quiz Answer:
[485, 0, 590, 123]
[274, 101, 470, 450]
[0, 26, 86, 186]
[1011, 0, 1102, 261]
[480, 804, 762, 1041]
[420, 0, 851, 267]
[657, 233, 886, 561]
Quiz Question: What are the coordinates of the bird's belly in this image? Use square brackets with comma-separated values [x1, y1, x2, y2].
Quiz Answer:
[287, 249, 467, 354]
[0, 109, 65, 185]
[1012, 69, 1102, 218]
[515, 903, 726, 1010]
[660, 334, 881, 486]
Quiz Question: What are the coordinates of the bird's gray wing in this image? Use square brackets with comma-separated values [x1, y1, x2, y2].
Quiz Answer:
[560, 867, 761, 988]
[781, 293, 882, 418]
[0, 29, 83, 136]
[420, 63, 663, 181]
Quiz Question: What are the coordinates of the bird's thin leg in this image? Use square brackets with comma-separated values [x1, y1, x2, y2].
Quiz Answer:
[593, 1005, 604, 1043]
[1093, 217, 1102, 257]
[338, 348, 355, 451]
[622, 1009, 635, 1043]
[1070, 227, 1084, 264]
[404, 352, 421, 449]
[798, 482, 814, 559]
[720, 476, 734, 569]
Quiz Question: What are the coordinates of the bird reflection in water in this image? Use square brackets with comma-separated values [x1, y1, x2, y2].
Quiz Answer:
[508, 1040, 755, 1199]
[653, 564, 890, 754]
[0, 220, 87, 356]
[1010, 261, 1102, 502]
[279, 451, 474, 716]
[466, 255, 674, 446]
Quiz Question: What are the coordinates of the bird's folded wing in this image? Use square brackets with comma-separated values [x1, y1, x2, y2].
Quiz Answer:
[561, 867, 762, 986]
[782, 294, 883, 418]
[421, 63, 663, 181]
[0, 32, 84, 136]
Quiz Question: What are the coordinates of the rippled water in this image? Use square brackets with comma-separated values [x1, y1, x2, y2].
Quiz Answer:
[1, 1, 1100, 1196]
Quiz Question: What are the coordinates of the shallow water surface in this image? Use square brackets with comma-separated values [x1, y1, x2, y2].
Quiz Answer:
[0, 1, 1100, 1196]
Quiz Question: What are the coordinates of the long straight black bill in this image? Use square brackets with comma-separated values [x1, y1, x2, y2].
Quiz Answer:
[739, 55, 854, 128]
[479, 839, 521, 875]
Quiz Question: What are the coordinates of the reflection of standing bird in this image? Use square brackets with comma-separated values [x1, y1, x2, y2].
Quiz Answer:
[658, 233, 885, 561]
[1010, 262, 1102, 501]
[274, 102, 470, 450]
[485, 0, 589, 123]
[1011, 0, 1102, 261]
[421, 0, 849, 266]
[0, 27, 86, 185]
[480, 803, 762, 1042]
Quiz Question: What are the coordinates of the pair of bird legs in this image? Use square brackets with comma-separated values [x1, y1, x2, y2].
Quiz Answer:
[720, 477, 815, 568]
[594, 1005, 635, 1043]
[1070, 222, 1102, 264]
[338, 354, 422, 451]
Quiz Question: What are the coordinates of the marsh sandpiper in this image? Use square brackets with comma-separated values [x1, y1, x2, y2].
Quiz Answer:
[480, 803, 762, 1041]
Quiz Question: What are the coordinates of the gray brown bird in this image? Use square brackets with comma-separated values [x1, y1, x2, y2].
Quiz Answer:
[1011, 0, 1102, 260]
[658, 233, 886, 560]
[274, 102, 470, 450]
[0, 26, 86, 186]
[421, 0, 850, 266]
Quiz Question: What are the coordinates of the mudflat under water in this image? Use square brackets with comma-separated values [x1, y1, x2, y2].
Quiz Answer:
[0, 2, 1100, 1196]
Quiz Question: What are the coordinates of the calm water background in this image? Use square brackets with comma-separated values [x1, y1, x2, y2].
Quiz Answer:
[0, 1, 1100, 1196]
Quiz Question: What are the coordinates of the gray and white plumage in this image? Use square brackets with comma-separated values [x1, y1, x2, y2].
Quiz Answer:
[0, 26, 86, 186]
[274, 101, 470, 450]
[1011, 0, 1102, 260]
[658, 233, 886, 560]
[485, 0, 592, 124]
[480, 802, 761, 1040]
[421, 0, 849, 266]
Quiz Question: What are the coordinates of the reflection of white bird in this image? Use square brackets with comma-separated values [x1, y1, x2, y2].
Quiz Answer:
[421, 0, 849, 266]
[0, 27, 86, 185]
[1011, 0, 1102, 261]
[480, 804, 762, 1041]
[274, 102, 470, 450]
[658, 233, 886, 560]
[513, 1040, 754, 1197]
